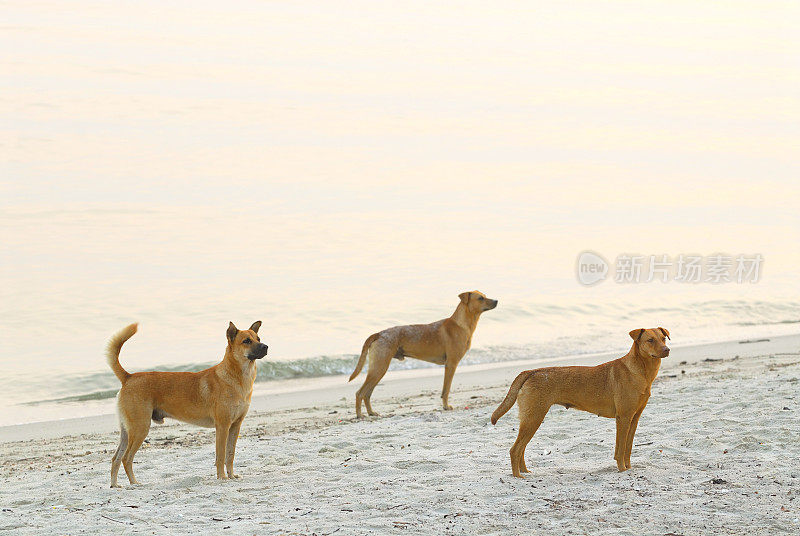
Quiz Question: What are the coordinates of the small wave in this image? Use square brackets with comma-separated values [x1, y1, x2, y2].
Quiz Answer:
[16, 298, 800, 408]
[255, 355, 360, 381]
[23, 389, 121, 405]
[21, 355, 367, 406]
[18, 343, 606, 407]
[733, 319, 800, 326]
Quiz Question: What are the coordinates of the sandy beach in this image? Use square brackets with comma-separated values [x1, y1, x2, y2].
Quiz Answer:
[4, 1, 800, 534]
[1, 337, 798, 535]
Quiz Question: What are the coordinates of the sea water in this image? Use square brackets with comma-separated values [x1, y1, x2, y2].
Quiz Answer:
[2, 1, 798, 425]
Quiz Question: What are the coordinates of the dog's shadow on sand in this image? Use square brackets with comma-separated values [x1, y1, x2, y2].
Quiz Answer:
[590, 466, 625, 475]
[525, 464, 639, 478]
[589, 464, 649, 476]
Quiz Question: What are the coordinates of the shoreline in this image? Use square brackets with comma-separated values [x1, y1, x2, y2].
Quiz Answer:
[1, 336, 798, 534]
[2, 333, 798, 443]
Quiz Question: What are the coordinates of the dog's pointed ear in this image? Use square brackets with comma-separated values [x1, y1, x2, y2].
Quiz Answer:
[249, 321, 262, 334]
[629, 328, 645, 341]
[658, 327, 670, 340]
[227, 322, 239, 344]
[459, 292, 471, 304]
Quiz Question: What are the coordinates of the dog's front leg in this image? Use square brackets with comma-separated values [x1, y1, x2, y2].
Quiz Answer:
[225, 417, 244, 479]
[624, 409, 644, 469]
[614, 414, 633, 472]
[215, 421, 231, 479]
[441, 361, 458, 410]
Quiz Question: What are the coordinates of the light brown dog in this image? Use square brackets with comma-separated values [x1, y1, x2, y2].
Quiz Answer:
[491, 327, 670, 476]
[106, 321, 268, 488]
[349, 291, 498, 418]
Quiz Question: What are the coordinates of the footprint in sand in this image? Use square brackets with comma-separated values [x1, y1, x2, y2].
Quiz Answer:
[366, 433, 400, 440]
[169, 475, 204, 488]
[392, 459, 441, 470]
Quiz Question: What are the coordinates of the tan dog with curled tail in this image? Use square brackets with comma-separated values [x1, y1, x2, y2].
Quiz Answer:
[492, 327, 670, 476]
[106, 321, 268, 487]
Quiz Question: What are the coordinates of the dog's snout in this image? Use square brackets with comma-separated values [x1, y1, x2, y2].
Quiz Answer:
[247, 343, 269, 360]
[663, 347, 670, 358]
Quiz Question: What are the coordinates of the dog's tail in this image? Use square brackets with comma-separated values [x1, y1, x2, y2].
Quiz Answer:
[106, 323, 138, 384]
[348, 332, 381, 382]
[491, 370, 535, 424]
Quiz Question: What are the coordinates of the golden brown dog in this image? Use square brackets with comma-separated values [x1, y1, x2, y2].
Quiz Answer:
[491, 327, 670, 476]
[106, 321, 268, 487]
[349, 291, 498, 418]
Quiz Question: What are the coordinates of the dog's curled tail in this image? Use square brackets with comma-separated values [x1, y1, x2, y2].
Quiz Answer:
[348, 332, 381, 382]
[106, 323, 138, 384]
[491, 370, 535, 424]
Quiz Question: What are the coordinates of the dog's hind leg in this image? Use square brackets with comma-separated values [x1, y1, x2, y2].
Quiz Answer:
[356, 345, 393, 417]
[110, 425, 128, 488]
[355, 392, 364, 419]
[510, 417, 545, 477]
[120, 409, 151, 485]
[363, 388, 381, 417]
[518, 439, 532, 474]
[510, 395, 548, 478]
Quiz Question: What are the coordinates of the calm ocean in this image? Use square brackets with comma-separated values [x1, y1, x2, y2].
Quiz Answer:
[2, 1, 798, 425]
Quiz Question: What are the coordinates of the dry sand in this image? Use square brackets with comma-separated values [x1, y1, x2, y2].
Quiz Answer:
[1, 341, 799, 535]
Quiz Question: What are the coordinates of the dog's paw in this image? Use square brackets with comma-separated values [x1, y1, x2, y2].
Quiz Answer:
[443, 404, 454, 411]
[228, 474, 241, 479]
